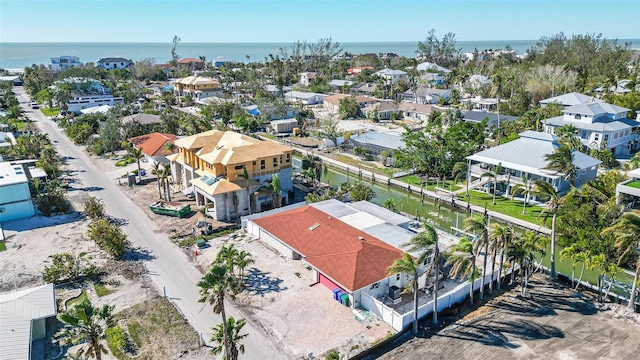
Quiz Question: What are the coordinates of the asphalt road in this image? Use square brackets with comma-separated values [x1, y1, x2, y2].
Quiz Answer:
[15, 88, 286, 360]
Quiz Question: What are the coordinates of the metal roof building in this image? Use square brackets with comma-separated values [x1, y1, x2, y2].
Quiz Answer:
[0, 284, 56, 360]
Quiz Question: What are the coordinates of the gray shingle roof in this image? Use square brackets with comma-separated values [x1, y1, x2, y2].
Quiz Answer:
[97, 57, 129, 63]
[467, 131, 601, 176]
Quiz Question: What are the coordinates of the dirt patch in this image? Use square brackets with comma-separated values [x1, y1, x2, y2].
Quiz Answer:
[375, 276, 640, 360]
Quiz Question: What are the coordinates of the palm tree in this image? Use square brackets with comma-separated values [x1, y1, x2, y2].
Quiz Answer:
[37, 146, 61, 179]
[198, 263, 238, 360]
[560, 243, 580, 288]
[210, 317, 248, 360]
[237, 166, 252, 214]
[56, 298, 114, 360]
[151, 162, 162, 199]
[382, 198, 398, 212]
[531, 180, 561, 280]
[403, 223, 440, 324]
[510, 173, 533, 214]
[387, 253, 421, 335]
[544, 143, 577, 187]
[127, 146, 144, 183]
[234, 250, 254, 283]
[270, 174, 282, 208]
[601, 210, 640, 309]
[452, 161, 469, 196]
[445, 237, 476, 304]
[464, 215, 489, 301]
[162, 163, 172, 201]
[489, 224, 516, 291]
[482, 163, 502, 205]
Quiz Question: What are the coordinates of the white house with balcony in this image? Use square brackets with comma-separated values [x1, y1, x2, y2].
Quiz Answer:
[49, 56, 83, 71]
[543, 102, 639, 155]
[467, 131, 601, 197]
[375, 68, 407, 84]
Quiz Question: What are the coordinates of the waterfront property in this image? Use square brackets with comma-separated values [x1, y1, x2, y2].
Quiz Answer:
[96, 57, 131, 69]
[168, 130, 293, 221]
[48, 56, 82, 71]
[343, 130, 405, 164]
[128, 132, 178, 165]
[0, 161, 38, 222]
[173, 76, 221, 101]
[467, 131, 601, 197]
[0, 284, 56, 360]
[543, 101, 639, 155]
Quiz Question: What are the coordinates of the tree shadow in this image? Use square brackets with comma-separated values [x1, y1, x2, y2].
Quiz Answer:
[125, 246, 156, 261]
[109, 217, 129, 226]
[67, 186, 104, 193]
[243, 267, 288, 297]
[437, 318, 563, 348]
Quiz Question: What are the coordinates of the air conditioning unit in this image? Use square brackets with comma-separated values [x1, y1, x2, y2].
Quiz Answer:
[389, 285, 401, 300]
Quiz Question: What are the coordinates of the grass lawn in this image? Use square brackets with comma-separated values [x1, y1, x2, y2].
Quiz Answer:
[398, 176, 461, 192]
[625, 181, 640, 189]
[0, 242, 5, 252]
[462, 190, 547, 226]
[40, 107, 60, 117]
[94, 283, 115, 297]
[331, 154, 396, 177]
[65, 289, 88, 309]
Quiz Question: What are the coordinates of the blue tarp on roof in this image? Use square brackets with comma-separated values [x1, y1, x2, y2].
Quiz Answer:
[249, 108, 260, 116]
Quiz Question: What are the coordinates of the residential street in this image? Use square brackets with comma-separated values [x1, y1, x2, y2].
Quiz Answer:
[15, 87, 287, 360]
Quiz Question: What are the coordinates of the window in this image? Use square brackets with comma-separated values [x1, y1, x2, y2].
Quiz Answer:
[260, 160, 265, 169]
[370, 282, 380, 290]
[234, 165, 244, 170]
[396, 274, 400, 281]
[626, 130, 630, 136]
[582, 169, 586, 175]
[286, 153, 291, 163]
[594, 134, 600, 141]
[574, 114, 582, 120]
[614, 133, 619, 139]
[252, 161, 256, 165]
[604, 134, 609, 142]
[273, 157, 278, 167]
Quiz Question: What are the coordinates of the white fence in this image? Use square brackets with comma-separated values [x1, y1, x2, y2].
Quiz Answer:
[363, 268, 512, 332]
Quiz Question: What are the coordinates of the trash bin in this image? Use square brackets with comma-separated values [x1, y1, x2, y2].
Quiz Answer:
[140, 169, 146, 177]
[332, 288, 341, 301]
[340, 294, 350, 307]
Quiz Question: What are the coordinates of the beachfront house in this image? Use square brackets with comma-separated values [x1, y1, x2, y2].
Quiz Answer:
[173, 76, 221, 101]
[96, 57, 131, 70]
[167, 130, 294, 221]
[467, 131, 601, 197]
[542, 101, 639, 155]
[246, 200, 430, 325]
[49, 56, 82, 71]
[0, 284, 57, 360]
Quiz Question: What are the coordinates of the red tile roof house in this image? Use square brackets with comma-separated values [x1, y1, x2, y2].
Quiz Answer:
[128, 132, 178, 165]
[247, 204, 428, 321]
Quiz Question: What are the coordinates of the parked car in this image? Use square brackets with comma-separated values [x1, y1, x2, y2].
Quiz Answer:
[29, 101, 39, 109]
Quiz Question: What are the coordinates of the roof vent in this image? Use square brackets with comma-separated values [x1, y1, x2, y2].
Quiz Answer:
[359, 236, 365, 241]
[309, 223, 320, 231]
[328, 216, 332, 219]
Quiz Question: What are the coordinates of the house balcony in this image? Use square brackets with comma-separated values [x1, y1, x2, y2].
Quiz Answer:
[616, 179, 640, 205]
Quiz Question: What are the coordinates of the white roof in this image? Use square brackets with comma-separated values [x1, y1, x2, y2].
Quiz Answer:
[284, 91, 325, 100]
[0, 284, 56, 360]
[563, 102, 630, 116]
[0, 132, 16, 148]
[80, 105, 112, 114]
[467, 131, 601, 177]
[416, 62, 452, 73]
[540, 92, 604, 107]
[375, 68, 407, 76]
[270, 118, 298, 125]
[0, 161, 29, 187]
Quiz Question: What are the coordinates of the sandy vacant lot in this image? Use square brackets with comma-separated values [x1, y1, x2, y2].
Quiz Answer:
[375, 277, 640, 360]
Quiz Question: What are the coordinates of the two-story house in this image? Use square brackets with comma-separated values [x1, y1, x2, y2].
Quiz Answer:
[543, 102, 639, 155]
[55, 77, 124, 114]
[374, 68, 407, 84]
[167, 130, 294, 221]
[96, 57, 131, 70]
[49, 56, 83, 71]
[299, 72, 318, 86]
[173, 76, 221, 101]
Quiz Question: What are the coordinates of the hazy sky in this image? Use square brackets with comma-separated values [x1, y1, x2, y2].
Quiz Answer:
[1, 0, 638, 43]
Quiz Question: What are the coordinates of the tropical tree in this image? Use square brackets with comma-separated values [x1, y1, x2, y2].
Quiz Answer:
[387, 253, 421, 335]
[161, 163, 172, 201]
[574, 251, 594, 290]
[127, 146, 144, 183]
[560, 243, 580, 288]
[270, 174, 282, 208]
[56, 298, 114, 360]
[210, 317, 248, 360]
[452, 161, 469, 196]
[349, 181, 376, 202]
[444, 237, 476, 304]
[83, 196, 105, 219]
[87, 218, 128, 259]
[198, 263, 238, 360]
[482, 163, 502, 205]
[403, 223, 440, 324]
[489, 224, 516, 291]
[36, 146, 61, 179]
[544, 143, 576, 187]
[601, 210, 640, 309]
[531, 180, 561, 280]
[151, 162, 163, 199]
[510, 173, 533, 214]
[382, 198, 397, 212]
[464, 215, 489, 300]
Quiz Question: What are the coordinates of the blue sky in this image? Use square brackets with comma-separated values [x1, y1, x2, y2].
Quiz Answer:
[1, 0, 638, 43]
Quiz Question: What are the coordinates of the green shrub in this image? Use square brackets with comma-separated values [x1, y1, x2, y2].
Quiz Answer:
[84, 196, 105, 219]
[94, 283, 114, 297]
[127, 321, 143, 347]
[0, 242, 6, 252]
[106, 326, 127, 359]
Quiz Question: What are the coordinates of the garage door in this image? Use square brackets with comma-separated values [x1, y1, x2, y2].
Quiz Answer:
[319, 273, 344, 293]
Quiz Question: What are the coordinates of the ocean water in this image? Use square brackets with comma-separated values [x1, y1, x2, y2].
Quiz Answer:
[1, 40, 639, 69]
